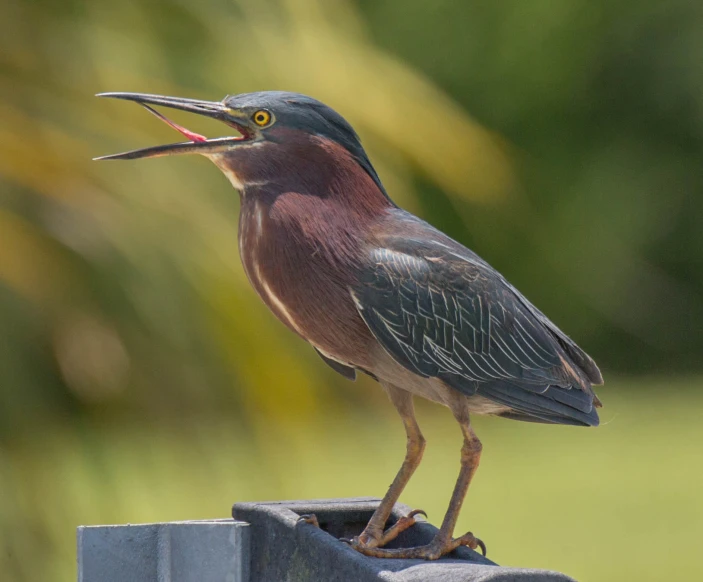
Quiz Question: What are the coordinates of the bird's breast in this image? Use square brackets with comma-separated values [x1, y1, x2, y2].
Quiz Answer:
[237, 197, 375, 369]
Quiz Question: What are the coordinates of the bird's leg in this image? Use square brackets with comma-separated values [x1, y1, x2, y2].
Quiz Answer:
[351, 385, 426, 549]
[350, 406, 485, 560]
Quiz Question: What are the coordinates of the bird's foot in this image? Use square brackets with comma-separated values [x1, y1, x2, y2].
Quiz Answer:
[297, 514, 320, 528]
[345, 529, 486, 560]
[343, 509, 427, 550]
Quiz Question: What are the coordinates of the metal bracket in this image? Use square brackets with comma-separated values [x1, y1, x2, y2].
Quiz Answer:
[232, 497, 575, 581]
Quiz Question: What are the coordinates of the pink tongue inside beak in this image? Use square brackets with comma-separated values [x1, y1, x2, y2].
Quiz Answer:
[141, 103, 207, 143]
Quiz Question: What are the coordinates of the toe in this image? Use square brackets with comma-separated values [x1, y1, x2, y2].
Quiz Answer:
[297, 514, 320, 528]
[453, 531, 487, 556]
[376, 508, 427, 546]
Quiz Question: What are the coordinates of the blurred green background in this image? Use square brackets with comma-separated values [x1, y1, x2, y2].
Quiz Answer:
[2, 0, 702, 580]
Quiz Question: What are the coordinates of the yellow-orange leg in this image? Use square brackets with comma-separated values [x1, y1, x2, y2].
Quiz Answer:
[351, 384, 426, 549]
[349, 405, 485, 560]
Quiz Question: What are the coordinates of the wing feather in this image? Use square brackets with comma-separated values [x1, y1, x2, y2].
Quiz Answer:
[353, 234, 601, 427]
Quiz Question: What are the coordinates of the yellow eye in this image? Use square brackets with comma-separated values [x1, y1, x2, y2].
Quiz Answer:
[252, 109, 272, 126]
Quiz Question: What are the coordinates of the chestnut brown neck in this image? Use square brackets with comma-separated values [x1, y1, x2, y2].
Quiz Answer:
[231, 129, 391, 366]
[219, 126, 393, 215]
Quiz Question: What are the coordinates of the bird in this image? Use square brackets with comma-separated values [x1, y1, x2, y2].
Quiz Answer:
[96, 90, 603, 560]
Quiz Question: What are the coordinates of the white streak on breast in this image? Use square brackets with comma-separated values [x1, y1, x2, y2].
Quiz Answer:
[257, 271, 305, 336]
[254, 202, 263, 240]
[239, 200, 265, 284]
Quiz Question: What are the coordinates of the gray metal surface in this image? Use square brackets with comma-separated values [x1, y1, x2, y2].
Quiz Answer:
[77, 519, 250, 582]
[77, 498, 575, 581]
[232, 497, 576, 582]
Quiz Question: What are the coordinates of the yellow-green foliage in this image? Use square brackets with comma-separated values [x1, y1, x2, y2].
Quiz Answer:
[2, 1, 702, 581]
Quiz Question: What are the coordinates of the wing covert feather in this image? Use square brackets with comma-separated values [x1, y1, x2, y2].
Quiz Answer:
[352, 236, 600, 426]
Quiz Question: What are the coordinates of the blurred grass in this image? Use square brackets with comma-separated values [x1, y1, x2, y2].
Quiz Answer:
[3, 377, 702, 582]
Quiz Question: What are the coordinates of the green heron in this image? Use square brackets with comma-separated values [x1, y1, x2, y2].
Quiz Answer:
[96, 91, 603, 560]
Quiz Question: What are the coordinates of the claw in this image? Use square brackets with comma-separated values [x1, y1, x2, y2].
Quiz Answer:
[297, 514, 320, 528]
[350, 508, 427, 551]
[454, 531, 487, 556]
[406, 508, 427, 520]
[347, 528, 487, 560]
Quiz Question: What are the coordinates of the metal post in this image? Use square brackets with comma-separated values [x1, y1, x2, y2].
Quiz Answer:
[77, 519, 250, 582]
[77, 499, 575, 582]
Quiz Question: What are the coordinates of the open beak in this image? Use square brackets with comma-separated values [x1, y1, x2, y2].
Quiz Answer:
[94, 92, 253, 160]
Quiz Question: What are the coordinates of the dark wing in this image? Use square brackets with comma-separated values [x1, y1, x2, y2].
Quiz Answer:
[352, 235, 602, 427]
[314, 347, 357, 381]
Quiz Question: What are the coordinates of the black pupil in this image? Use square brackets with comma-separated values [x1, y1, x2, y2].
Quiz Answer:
[257, 113, 266, 122]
